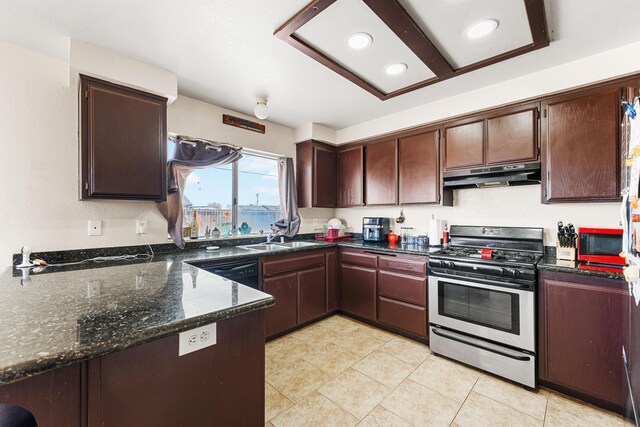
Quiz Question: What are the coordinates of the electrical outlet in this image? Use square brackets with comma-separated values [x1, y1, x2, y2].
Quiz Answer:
[87, 280, 102, 298]
[313, 218, 319, 226]
[179, 323, 217, 356]
[136, 219, 147, 235]
[135, 273, 145, 289]
[88, 220, 102, 236]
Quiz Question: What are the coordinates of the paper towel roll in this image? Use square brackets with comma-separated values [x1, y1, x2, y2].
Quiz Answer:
[429, 219, 442, 246]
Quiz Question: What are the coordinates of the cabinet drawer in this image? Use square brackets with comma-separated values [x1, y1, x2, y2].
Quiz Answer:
[378, 296, 426, 337]
[340, 250, 378, 268]
[262, 252, 325, 277]
[378, 271, 426, 306]
[378, 256, 427, 276]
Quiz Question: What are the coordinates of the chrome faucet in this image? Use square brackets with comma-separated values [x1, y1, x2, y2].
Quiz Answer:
[266, 232, 285, 243]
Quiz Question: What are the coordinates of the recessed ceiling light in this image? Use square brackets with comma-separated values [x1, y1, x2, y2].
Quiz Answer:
[385, 62, 408, 75]
[465, 19, 499, 39]
[347, 32, 373, 49]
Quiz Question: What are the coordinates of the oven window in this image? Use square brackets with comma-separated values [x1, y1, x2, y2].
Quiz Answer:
[438, 281, 520, 334]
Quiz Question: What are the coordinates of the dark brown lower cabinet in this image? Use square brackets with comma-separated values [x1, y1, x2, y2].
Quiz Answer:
[338, 248, 428, 338]
[538, 270, 630, 414]
[263, 272, 298, 337]
[261, 249, 333, 338]
[326, 249, 339, 312]
[340, 264, 377, 321]
[0, 364, 82, 427]
[298, 266, 327, 324]
[376, 254, 428, 339]
[0, 309, 266, 427]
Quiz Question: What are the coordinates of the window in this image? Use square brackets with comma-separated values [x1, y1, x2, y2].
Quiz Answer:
[168, 141, 280, 237]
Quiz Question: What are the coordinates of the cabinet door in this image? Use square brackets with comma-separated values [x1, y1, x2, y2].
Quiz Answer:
[443, 120, 484, 170]
[326, 250, 339, 312]
[486, 106, 539, 165]
[365, 139, 398, 205]
[0, 364, 83, 427]
[313, 145, 337, 207]
[337, 146, 364, 207]
[298, 266, 327, 324]
[263, 273, 298, 337]
[80, 75, 167, 201]
[539, 271, 629, 410]
[399, 131, 439, 204]
[296, 142, 313, 208]
[542, 87, 621, 202]
[340, 264, 377, 321]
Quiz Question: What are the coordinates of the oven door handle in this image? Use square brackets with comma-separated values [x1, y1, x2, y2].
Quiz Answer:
[431, 328, 531, 361]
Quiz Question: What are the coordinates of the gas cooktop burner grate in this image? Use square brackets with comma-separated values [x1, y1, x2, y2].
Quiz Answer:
[433, 246, 542, 264]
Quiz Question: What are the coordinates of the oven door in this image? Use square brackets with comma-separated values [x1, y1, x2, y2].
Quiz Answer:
[428, 274, 535, 352]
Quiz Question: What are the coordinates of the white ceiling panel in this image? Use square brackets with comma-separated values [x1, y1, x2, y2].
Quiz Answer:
[295, 0, 435, 94]
[400, 0, 533, 69]
[0, 0, 639, 129]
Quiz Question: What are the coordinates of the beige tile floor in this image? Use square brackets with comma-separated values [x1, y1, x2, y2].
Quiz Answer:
[265, 315, 634, 427]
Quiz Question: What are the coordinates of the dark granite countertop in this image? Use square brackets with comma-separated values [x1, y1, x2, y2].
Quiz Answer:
[0, 259, 274, 386]
[2, 238, 624, 387]
[537, 256, 625, 280]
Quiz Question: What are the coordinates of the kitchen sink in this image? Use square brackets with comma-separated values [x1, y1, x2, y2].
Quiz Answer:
[275, 241, 319, 248]
[239, 243, 288, 252]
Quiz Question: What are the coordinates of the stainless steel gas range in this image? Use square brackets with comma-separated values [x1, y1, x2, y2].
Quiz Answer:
[428, 225, 543, 388]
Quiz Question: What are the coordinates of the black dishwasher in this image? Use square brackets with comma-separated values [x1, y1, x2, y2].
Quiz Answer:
[197, 259, 260, 290]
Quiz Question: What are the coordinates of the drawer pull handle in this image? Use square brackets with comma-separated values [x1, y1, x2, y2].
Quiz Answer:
[364, 251, 396, 257]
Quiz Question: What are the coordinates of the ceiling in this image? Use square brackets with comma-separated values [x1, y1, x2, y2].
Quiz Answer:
[0, 0, 640, 130]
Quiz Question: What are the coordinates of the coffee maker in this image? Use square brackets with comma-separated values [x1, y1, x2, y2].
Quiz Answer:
[362, 217, 391, 242]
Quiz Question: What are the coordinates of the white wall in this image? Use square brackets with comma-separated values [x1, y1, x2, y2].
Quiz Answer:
[0, 41, 330, 269]
[294, 122, 337, 144]
[332, 41, 640, 246]
[335, 186, 620, 245]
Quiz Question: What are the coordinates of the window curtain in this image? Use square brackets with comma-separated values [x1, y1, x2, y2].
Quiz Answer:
[271, 157, 301, 238]
[158, 135, 242, 248]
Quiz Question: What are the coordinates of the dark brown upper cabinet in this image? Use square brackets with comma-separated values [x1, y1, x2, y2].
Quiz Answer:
[443, 120, 484, 170]
[399, 130, 440, 204]
[541, 85, 622, 203]
[486, 105, 539, 165]
[296, 140, 337, 208]
[337, 146, 364, 207]
[365, 139, 398, 205]
[80, 75, 167, 201]
[444, 103, 540, 172]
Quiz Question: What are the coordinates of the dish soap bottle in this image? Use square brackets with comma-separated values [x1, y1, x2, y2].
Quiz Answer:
[191, 210, 199, 239]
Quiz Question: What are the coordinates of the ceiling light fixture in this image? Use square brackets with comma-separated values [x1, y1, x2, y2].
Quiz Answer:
[347, 32, 373, 50]
[385, 62, 408, 76]
[254, 97, 269, 120]
[465, 19, 499, 39]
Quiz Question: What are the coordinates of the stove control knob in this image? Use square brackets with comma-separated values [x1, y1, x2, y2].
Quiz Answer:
[512, 269, 521, 277]
[505, 268, 516, 276]
[447, 262, 456, 269]
[500, 268, 507, 276]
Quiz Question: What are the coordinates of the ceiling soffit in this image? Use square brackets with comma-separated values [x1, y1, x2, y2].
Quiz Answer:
[274, 0, 549, 101]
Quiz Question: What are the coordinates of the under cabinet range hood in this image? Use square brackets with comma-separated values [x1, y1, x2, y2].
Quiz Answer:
[443, 162, 541, 189]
